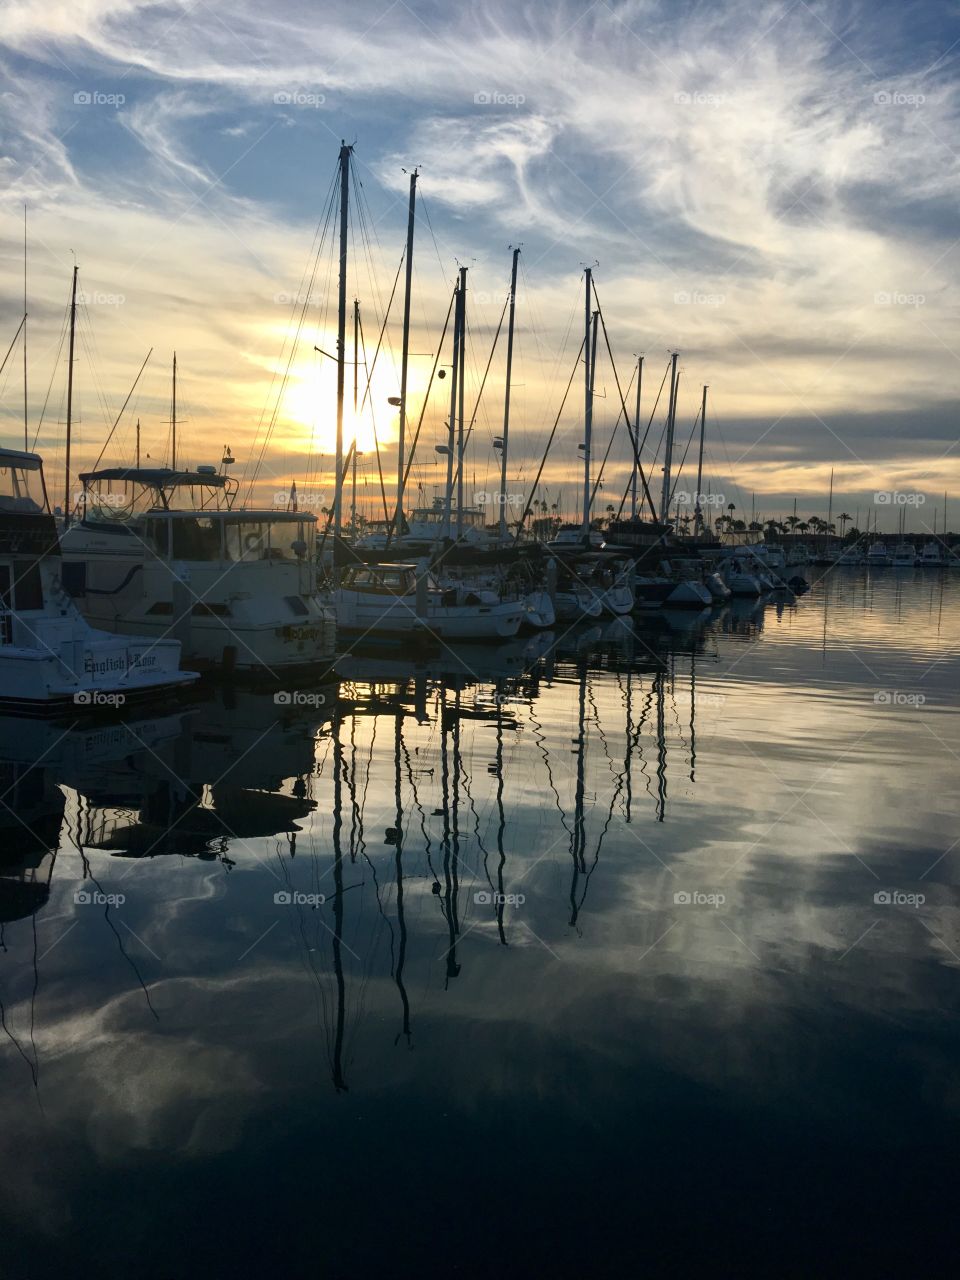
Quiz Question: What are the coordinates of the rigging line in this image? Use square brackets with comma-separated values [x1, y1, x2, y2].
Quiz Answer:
[450, 289, 510, 499]
[357, 250, 404, 420]
[419, 190, 453, 287]
[33, 282, 72, 451]
[593, 289, 657, 520]
[75, 305, 113, 432]
[91, 349, 153, 472]
[615, 358, 670, 519]
[513, 335, 586, 541]
[385, 285, 456, 546]
[667, 404, 703, 509]
[356, 310, 390, 523]
[243, 166, 340, 500]
[0, 316, 25, 380]
[705, 406, 748, 515]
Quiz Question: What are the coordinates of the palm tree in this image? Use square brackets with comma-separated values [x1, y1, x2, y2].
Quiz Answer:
[784, 515, 800, 533]
[838, 512, 851, 536]
[796, 521, 810, 534]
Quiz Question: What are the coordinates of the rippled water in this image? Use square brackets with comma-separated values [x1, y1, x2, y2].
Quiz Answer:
[2, 567, 958, 1277]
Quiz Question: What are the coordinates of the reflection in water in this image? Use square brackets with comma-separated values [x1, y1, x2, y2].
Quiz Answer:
[1, 572, 959, 1274]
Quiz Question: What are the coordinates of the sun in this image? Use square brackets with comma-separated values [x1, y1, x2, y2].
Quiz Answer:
[281, 354, 401, 456]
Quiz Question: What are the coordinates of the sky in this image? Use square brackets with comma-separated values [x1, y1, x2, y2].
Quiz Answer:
[0, 0, 958, 530]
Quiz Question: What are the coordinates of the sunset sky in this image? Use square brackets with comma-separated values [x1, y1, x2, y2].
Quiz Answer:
[1, 0, 958, 529]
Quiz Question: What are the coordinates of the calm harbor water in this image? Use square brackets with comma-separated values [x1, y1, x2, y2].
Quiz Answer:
[2, 567, 959, 1277]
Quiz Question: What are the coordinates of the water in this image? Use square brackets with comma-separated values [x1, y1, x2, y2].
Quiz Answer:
[2, 569, 958, 1277]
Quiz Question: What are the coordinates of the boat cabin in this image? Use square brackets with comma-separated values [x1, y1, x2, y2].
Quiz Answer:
[75, 467, 316, 563]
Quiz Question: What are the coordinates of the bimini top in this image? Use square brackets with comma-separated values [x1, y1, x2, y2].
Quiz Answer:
[0, 447, 44, 471]
[79, 467, 230, 489]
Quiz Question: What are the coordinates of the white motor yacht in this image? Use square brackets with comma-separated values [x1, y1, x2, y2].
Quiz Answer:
[866, 543, 890, 568]
[917, 541, 944, 568]
[0, 448, 197, 713]
[891, 543, 917, 568]
[60, 466, 336, 673]
[333, 562, 524, 640]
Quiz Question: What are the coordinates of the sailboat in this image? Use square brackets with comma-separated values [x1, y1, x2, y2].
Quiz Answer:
[328, 151, 527, 642]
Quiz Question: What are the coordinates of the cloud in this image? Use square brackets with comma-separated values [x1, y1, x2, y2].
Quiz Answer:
[0, 0, 958, 516]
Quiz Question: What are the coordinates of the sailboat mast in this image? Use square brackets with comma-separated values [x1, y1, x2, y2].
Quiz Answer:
[22, 205, 28, 452]
[695, 384, 707, 535]
[499, 246, 520, 542]
[334, 142, 351, 547]
[171, 352, 177, 470]
[396, 168, 418, 528]
[827, 466, 834, 529]
[136, 418, 141, 469]
[631, 355, 643, 520]
[581, 267, 593, 539]
[659, 352, 679, 524]
[63, 264, 78, 525]
[352, 297, 359, 529]
[456, 265, 467, 540]
[442, 281, 461, 541]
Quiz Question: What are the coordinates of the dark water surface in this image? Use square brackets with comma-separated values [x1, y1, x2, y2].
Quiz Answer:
[2, 568, 959, 1277]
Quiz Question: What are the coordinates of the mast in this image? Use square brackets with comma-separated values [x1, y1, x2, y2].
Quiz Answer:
[22, 205, 28, 452]
[352, 297, 359, 530]
[581, 268, 593, 539]
[442, 281, 461, 541]
[334, 141, 351, 548]
[171, 352, 177, 470]
[135, 418, 141, 469]
[63, 264, 78, 525]
[694, 384, 707, 536]
[499, 246, 520, 542]
[659, 351, 679, 524]
[396, 168, 418, 529]
[456, 265, 466, 540]
[631, 355, 643, 519]
[827, 465, 834, 530]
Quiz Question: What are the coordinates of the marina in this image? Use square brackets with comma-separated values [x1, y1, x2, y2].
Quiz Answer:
[2, 0, 960, 1273]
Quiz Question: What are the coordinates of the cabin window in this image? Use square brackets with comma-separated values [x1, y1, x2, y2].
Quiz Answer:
[225, 523, 269, 562]
[13, 560, 43, 611]
[285, 595, 309, 616]
[171, 518, 222, 561]
[266, 520, 314, 560]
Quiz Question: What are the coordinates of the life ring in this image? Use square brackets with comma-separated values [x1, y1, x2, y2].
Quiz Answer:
[244, 532, 263, 553]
